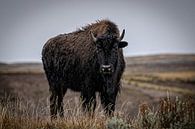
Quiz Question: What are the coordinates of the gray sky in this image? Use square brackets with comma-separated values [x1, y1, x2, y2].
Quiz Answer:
[0, 0, 195, 63]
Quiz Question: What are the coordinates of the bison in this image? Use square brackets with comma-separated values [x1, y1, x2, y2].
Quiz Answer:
[42, 20, 128, 119]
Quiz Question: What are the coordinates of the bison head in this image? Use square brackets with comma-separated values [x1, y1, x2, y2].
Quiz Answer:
[91, 30, 128, 114]
[91, 29, 128, 75]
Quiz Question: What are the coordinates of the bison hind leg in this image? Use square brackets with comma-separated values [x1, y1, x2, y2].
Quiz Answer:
[57, 88, 67, 118]
[50, 88, 66, 120]
[50, 91, 58, 120]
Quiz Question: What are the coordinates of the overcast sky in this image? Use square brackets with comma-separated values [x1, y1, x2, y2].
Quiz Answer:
[0, 0, 195, 63]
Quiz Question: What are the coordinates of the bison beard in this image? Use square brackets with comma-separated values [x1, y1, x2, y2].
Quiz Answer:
[42, 20, 128, 119]
[100, 76, 118, 115]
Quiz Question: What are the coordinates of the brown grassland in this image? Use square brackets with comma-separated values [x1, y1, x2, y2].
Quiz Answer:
[0, 54, 195, 129]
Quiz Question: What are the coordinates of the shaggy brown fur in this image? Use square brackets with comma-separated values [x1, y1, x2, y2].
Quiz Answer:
[42, 20, 128, 119]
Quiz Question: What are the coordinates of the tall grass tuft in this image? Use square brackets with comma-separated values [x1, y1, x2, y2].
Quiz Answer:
[132, 96, 195, 129]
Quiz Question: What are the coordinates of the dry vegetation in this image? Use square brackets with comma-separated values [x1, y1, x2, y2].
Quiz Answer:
[123, 70, 195, 95]
[0, 54, 195, 129]
[123, 54, 195, 96]
[0, 95, 195, 129]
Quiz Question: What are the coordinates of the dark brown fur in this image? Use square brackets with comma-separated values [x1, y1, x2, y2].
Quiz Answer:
[42, 20, 127, 119]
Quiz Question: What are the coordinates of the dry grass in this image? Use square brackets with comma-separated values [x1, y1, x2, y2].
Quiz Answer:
[0, 95, 107, 129]
[124, 70, 195, 83]
[0, 63, 43, 74]
[133, 96, 195, 129]
[0, 95, 195, 129]
[123, 70, 195, 95]
[127, 81, 195, 95]
[151, 71, 195, 82]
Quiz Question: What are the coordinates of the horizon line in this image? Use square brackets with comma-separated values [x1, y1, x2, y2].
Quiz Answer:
[1, 52, 195, 64]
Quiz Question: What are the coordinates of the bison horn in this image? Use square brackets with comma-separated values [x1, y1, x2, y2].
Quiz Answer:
[90, 31, 97, 42]
[119, 29, 125, 41]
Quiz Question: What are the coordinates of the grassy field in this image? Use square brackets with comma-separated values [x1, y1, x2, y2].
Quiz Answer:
[123, 70, 195, 95]
[124, 54, 195, 96]
[0, 54, 195, 129]
[1, 95, 195, 129]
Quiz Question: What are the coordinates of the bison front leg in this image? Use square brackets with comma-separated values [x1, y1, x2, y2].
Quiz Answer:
[81, 91, 96, 116]
[100, 93, 117, 116]
[50, 91, 57, 120]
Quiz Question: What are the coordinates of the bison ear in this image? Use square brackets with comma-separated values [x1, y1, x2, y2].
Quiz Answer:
[118, 41, 128, 48]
